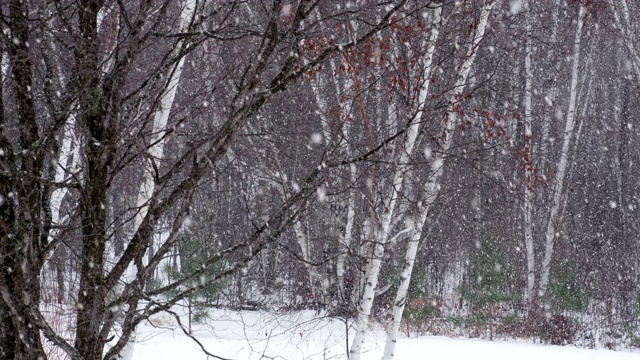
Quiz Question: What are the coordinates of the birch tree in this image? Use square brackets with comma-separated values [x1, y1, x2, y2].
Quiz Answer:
[118, 1, 195, 359]
[522, 0, 536, 305]
[382, 2, 497, 358]
[348, 3, 445, 356]
[0, 1, 407, 359]
[538, 0, 561, 169]
[537, 4, 586, 300]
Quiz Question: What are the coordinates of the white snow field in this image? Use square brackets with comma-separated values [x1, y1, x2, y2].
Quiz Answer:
[126, 308, 640, 360]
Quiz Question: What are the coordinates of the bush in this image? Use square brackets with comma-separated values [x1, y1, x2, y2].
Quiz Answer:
[404, 300, 440, 322]
[502, 312, 520, 326]
[543, 314, 574, 345]
[401, 296, 442, 336]
[458, 232, 516, 339]
[447, 315, 464, 327]
[548, 260, 590, 312]
[460, 232, 514, 308]
[468, 311, 489, 327]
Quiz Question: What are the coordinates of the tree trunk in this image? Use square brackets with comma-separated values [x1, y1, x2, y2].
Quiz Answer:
[350, 4, 449, 357]
[292, 220, 329, 306]
[382, 2, 495, 358]
[523, 0, 536, 305]
[119, 1, 196, 358]
[75, 147, 110, 360]
[337, 167, 356, 304]
[310, 57, 358, 306]
[0, 1, 47, 358]
[538, 4, 586, 300]
[73, 1, 115, 358]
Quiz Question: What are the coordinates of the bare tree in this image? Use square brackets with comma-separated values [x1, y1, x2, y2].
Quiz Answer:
[0, 1, 408, 359]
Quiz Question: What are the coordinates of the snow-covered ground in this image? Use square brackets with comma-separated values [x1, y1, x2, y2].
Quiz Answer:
[128, 308, 640, 360]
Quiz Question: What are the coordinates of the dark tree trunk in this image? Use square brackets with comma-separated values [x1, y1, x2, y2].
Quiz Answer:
[75, 150, 110, 359]
[0, 1, 47, 358]
[73, 1, 112, 358]
[55, 247, 67, 305]
[0, 171, 45, 359]
[0, 179, 18, 359]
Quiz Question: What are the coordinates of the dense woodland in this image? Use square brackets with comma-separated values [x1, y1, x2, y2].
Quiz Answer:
[0, 0, 639, 359]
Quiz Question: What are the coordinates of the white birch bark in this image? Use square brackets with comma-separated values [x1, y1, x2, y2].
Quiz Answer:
[46, 3, 96, 249]
[309, 58, 358, 303]
[119, 2, 195, 359]
[291, 217, 331, 304]
[310, 73, 333, 145]
[382, 2, 496, 358]
[49, 117, 77, 230]
[134, 0, 194, 233]
[1, 51, 8, 79]
[334, 82, 357, 304]
[316, 43, 372, 305]
[538, 5, 585, 300]
[43, 116, 80, 304]
[523, 0, 535, 305]
[42, 3, 92, 302]
[560, 61, 595, 223]
[337, 163, 357, 301]
[348, 5, 446, 358]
